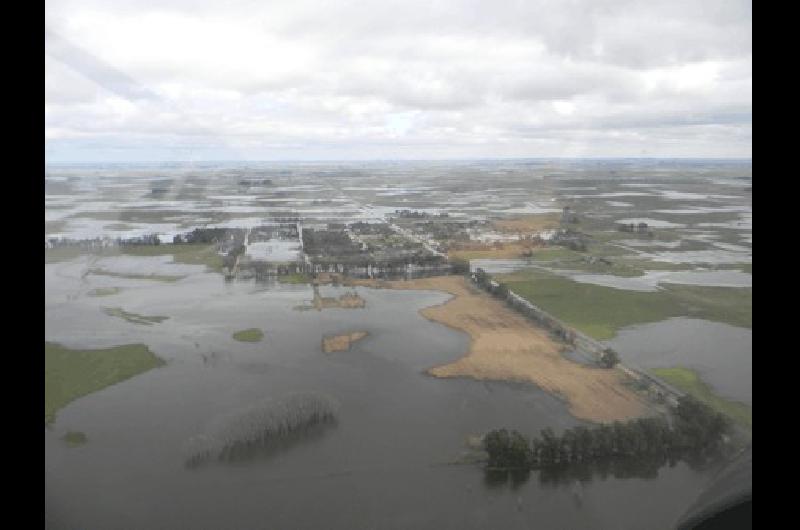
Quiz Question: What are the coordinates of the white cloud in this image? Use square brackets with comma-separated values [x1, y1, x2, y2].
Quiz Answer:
[44, 0, 752, 160]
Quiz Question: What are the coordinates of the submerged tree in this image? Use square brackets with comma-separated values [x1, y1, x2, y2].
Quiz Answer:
[184, 392, 339, 468]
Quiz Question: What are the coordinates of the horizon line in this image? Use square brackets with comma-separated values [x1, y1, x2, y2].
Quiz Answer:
[45, 156, 753, 165]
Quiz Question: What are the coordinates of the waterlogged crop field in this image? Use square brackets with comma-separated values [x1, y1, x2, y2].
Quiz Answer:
[498, 268, 752, 340]
[45, 160, 751, 529]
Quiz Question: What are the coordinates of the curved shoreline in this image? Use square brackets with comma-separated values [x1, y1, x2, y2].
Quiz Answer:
[350, 275, 653, 423]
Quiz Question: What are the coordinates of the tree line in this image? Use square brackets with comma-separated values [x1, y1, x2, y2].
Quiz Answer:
[484, 395, 731, 471]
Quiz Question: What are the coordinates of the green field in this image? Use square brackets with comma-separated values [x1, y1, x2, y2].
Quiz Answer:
[498, 268, 752, 340]
[119, 244, 224, 273]
[232, 328, 264, 342]
[102, 307, 170, 325]
[651, 367, 752, 429]
[277, 273, 312, 284]
[62, 431, 88, 446]
[45, 342, 165, 424]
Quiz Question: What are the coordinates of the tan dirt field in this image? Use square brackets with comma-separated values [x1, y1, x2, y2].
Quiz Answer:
[447, 242, 542, 261]
[322, 331, 369, 353]
[351, 275, 652, 423]
[492, 213, 561, 234]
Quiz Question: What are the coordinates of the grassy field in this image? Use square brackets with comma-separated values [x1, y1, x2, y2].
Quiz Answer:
[232, 328, 264, 342]
[103, 307, 170, 325]
[498, 268, 752, 340]
[651, 367, 752, 429]
[45, 342, 165, 424]
[120, 244, 225, 273]
[277, 273, 312, 284]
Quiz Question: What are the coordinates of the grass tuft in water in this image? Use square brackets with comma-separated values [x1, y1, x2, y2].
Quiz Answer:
[61, 431, 88, 446]
[232, 328, 264, 342]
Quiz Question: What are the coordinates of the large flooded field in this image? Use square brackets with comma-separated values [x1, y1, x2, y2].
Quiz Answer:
[45, 159, 751, 529]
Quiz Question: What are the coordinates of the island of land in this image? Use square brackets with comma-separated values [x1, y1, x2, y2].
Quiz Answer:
[45, 341, 165, 424]
[322, 331, 369, 353]
[233, 328, 265, 342]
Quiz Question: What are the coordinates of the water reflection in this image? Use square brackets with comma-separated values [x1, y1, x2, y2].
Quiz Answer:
[484, 450, 726, 490]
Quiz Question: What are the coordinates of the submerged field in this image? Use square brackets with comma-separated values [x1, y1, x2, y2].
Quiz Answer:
[498, 268, 752, 340]
[651, 367, 752, 429]
[45, 342, 165, 424]
[45, 160, 751, 529]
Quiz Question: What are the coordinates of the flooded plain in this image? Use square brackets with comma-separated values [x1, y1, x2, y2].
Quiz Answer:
[45, 160, 750, 529]
[45, 261, 718, 529]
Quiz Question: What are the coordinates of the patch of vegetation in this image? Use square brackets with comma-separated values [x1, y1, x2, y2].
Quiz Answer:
[543, 257, 645, 277]
[103, 307, 169, 325]
[232, 328, 264, 342]
[277, 273, 312, 284]
[599, 348, 620, 368]
[87, 287, 122, 297]
[61, 431, 88, 446]
[89, 268, 185, 282]
[651, 367, 752, 429]
[498, 268, 751, 340]
[485, 395, 733, 471]
[528, 247, 583, 261]
[45, 342, 165, 424]
[120, 244, 224, 273]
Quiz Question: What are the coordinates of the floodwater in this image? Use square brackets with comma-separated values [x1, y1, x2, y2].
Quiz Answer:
[567, 269, 752, 291]
[606, 318, 752, 405]
[45, 160, 751, 529]
[45, 259, 718, 529]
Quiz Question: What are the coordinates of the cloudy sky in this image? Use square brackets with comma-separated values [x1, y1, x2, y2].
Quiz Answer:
[45, 0, 752, 162]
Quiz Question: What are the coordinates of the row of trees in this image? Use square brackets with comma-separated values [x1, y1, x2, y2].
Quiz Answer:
[484, 395, 732, 470]
[46, 234, 163, 248]
[173, 227, 246, 245]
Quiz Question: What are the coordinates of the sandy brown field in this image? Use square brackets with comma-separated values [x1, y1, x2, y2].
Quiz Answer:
[492, 213, 561, 234]
[352, 275, 652, 423]
[447, 242, 535, 261]
[322, 331, 369, 353]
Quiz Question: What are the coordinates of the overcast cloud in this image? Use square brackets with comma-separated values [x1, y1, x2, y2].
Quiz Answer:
[45, 0, 752, 161]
